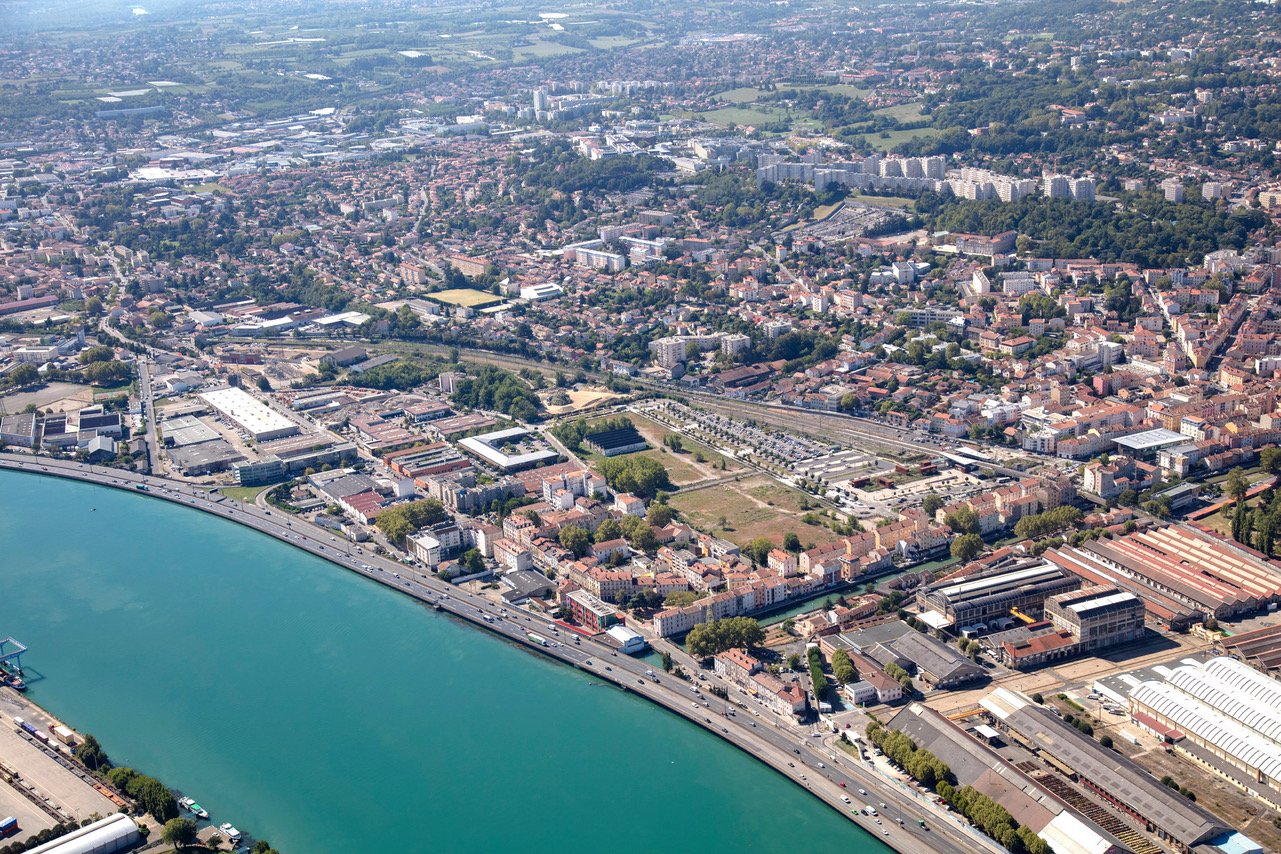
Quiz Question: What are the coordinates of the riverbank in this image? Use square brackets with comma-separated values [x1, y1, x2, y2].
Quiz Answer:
[0, 454, 995, 854]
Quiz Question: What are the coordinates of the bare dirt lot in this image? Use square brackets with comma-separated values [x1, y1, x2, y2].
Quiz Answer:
[1, 383, 97, 415]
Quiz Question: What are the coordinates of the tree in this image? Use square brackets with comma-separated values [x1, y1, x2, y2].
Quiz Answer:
[1099, 735, 1113, 749]
[950, 533, 984, 562]
[647, 503, 673, 528]
[660, 651, 674, 672]
[594, 518, 622, 543]
[1117, 489, 1137, 507]
[257, 375, 272, 391]
[597, 455, 670, 499]
[786, 652, 802, 671]
[744, 536, 774, 565]
[662, 433, 684, 452]
[782, 532, 802, 552]
[78, 345, 113, 365]
[148, 310, 171, 329]
[161, 818, 198, 848]
[1226, 467, 1250, 502]
[832, 649, 857, 684]
[9, 364, 38, 385]
[922, 494, 944, 517]
[685, 617, 766, 657]
[75, 734, 107, 771]
[559, 525, 590, 558]
[85, 296, 103, 316]
[1261, 447, 1281, 475]
[944, 507, 981, 536]
[462, 548, 485, 574]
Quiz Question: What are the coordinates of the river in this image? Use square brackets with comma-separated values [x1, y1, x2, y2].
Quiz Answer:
[0, 470, 886, 854]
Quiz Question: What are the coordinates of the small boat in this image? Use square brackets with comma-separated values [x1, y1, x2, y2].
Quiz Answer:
[218, 823, 243, 844]
[178, 797, 209, 819]
[4, 675, 26, 692]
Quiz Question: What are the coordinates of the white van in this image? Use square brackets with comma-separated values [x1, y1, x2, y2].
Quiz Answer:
[863, 805, 878, 816]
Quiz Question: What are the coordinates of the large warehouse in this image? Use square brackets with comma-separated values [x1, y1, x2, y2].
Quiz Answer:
[981, 687, 1231, 853]
[27, 814, 141, 854]
[915, 562, 1080, 629]
[1048, 525, 1281, 624]
[1126, 656, 1281, 809]
[199, 386, 299, 442]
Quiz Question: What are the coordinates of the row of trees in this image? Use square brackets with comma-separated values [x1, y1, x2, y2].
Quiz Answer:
[807, 646, 829, 702]
[686, 617, 766, 657]
[105, 767, 178, 823]
[1012, 506, 1083, 540]
[831, 648, 857, 685]
[867, 719, 1048, 853]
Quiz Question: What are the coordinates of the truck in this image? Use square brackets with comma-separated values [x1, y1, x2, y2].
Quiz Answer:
[527, 633, 550, 647]
[134, 484, 148, 491]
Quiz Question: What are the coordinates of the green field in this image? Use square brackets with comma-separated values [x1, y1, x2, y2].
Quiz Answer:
[715, 86, 769, 104]
[220, 485, 272, 502]
[699, 106, 784, 127]
[854, 127, 940, 152]
[779, 83, 873, 99]
[873, 102, 926, 122]
[430, 289, 502, 308]
[845, 193, 916, 209]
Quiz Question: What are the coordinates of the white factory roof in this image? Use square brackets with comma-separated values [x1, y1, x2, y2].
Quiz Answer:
[1131, 678, 1281, 782]
[1165, 657, 1281, 743]
[458, 427, 559, 469]
[27, 813, 141, 854]
[1040, 811, 1117, 854]
[199, 386, 295, 437]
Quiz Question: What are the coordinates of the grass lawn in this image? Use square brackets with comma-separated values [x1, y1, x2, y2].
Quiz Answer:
[220, 484, 271, 502]
[715, 86, 767, 104]
[855, 127, 940, 152]
[780, 83, 873, 99]
[580, 411, 745, 486]
[429, 288, 502, 308]
[845, 193, 915, 209]
[513, 40, 583, 58]
[670, 475, 845, 551]
[873, 102, 925, 122]
[700, 106, 782, 127]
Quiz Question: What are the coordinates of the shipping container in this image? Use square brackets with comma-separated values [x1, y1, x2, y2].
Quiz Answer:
[52, 725, 77, 746]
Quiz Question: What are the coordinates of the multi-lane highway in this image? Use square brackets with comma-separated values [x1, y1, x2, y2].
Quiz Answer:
[0, 453, 1001, 854]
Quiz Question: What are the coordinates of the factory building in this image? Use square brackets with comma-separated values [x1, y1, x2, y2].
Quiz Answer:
[981, 687, 1232, 853]
[199, 386, 299, 442]
[1127, 657, 1281, 809]
[915, 563, 1079, 629]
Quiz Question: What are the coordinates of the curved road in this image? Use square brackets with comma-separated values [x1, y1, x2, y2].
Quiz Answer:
[0, 453, 1001, 854]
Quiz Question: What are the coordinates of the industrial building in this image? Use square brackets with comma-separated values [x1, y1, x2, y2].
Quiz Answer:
[915, 563, 1080, 630]
[25, 814, 141, 854]
[991, 586, 1146, 669]
[458, 427, 560, 471]
[1046, 525, 1281, 625]
[1046, 586, 1147, 653]
[199, 386, 298, 442]
[583, 425, 647, 457]
[887, 702, 1137, 854]
[823, 620, 985, 689]
[1123, 657, 1281, 809]
[981, 687, 1232, 853]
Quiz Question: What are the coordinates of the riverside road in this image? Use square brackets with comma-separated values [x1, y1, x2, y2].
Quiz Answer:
[0, 454, 1002, 854]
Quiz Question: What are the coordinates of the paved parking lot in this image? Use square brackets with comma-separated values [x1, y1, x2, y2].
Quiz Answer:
[0, 693, 119, 831]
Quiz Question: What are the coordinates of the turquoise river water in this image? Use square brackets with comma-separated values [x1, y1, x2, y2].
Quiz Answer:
[0, 471, 886, 854]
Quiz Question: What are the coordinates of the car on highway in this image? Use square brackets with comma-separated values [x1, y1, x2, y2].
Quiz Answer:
[858, 788, 866, 795]
[605, 666, 611, 671]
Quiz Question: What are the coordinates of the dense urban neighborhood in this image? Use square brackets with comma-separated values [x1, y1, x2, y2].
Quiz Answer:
[7, 0, 1281, 852]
